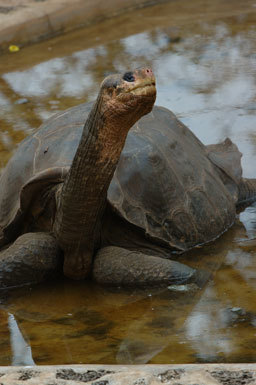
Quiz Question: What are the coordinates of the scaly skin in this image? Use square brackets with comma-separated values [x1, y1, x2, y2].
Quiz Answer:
[93, 246, 198, 287]
[0, 233, 61, 289]
[54, 68, 156, 280]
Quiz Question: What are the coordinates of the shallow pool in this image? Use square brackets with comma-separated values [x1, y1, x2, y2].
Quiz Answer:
[1, 0, 256, 365]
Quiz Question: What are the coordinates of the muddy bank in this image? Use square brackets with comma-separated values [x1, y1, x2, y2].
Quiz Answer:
[0, 0, 165, 52]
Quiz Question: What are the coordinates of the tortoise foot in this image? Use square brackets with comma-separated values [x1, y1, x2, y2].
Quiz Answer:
[93, 246, 201, 288]
[0, 232, 61, 289]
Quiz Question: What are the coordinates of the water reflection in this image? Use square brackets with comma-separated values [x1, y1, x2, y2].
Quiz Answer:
[0, 0, 256, 366]
[1, 22, 256, 172]
[185, 206, 256, 363]
[8, 314, 35, 366]
[1, 281, 204, 365]
[185, 285, 235, 362]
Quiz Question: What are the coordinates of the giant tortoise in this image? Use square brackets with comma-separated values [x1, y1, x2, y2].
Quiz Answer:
[0, 67, 255, 289]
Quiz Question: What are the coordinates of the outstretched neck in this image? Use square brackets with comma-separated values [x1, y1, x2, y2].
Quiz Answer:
[53, 67, 156, 280]
[54, 95, 130, 278]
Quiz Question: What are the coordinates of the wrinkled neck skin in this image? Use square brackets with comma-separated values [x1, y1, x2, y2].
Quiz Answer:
[53, 91, 145, 279]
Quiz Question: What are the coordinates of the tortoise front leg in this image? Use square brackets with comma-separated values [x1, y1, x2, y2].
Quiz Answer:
[0, 233, 61, 289]
[93, 246, 202, 288]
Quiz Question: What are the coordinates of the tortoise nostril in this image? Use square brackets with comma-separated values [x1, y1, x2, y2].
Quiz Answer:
[144, 68, 153, 77]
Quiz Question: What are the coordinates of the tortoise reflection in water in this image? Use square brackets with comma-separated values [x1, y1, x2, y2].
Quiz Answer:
[0, 68, 255, 289]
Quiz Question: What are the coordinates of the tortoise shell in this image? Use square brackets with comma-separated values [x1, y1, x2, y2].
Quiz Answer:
[0, 102, 240, 251]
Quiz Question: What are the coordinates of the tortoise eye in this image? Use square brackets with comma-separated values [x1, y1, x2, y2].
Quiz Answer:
[123, 72, 135, 82]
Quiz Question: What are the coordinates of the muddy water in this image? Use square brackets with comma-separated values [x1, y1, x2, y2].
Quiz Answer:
[1, 0, 256, 365]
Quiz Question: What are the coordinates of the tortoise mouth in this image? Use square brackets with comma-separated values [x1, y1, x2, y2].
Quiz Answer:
[126, 79, 156, 97]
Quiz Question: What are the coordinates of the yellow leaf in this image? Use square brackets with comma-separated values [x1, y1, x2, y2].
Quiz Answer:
[9, 45, 20, 53]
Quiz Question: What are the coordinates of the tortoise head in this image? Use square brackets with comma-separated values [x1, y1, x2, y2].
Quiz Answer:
[98, 67, 156, 129]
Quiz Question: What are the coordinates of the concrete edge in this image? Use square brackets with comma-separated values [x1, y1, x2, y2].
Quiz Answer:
[0, 364, 256, 384]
